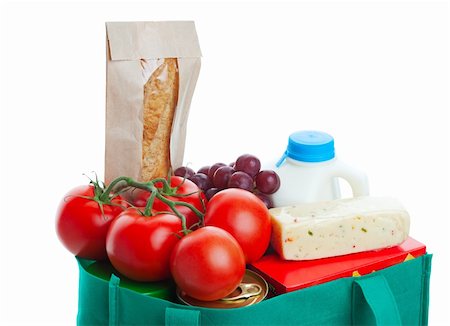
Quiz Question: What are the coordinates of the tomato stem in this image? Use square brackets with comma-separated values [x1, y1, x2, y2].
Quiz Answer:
[99, 176, 130, 203]
[143, 191, 157, 216]
[101, 176, 204, 235]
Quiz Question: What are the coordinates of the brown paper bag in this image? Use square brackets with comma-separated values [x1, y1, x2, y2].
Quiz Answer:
[105, 21, 202, 184]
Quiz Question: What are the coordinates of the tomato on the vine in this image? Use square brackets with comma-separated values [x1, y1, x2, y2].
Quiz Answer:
[131, 176, 206, 228]
[204, 188, 271, 263]
[106, 208, 183, 282]
[170, 226, 246, 301]
[55, 185, 125, 260]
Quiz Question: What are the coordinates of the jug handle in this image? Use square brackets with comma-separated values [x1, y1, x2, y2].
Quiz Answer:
[331, 160, 370, 197]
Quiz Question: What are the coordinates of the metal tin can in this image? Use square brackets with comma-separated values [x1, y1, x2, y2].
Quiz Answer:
[176, 269, 268, 309]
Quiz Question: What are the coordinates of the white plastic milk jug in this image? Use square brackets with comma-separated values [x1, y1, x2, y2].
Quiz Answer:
[271, 130, 369, 207]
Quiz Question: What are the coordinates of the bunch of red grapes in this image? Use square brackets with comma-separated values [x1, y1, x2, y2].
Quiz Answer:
[174, 154, 280, 208]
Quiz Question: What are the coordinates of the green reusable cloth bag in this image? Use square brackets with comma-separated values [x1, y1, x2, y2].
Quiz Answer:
[77, 254, 432, 326]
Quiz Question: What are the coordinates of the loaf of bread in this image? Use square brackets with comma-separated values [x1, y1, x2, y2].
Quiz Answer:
[141, 58, 179, 181]
[105, 22, 201, 184]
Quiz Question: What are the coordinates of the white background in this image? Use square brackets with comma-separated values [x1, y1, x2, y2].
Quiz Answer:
[1, 0, 449, 325]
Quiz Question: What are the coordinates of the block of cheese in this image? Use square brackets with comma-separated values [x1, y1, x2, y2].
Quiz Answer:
[270, 196, 410, 260]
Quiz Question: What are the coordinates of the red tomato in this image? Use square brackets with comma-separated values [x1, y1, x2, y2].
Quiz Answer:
[55, 185, 125, 260]
[131, 176, 206, 229]
[130, 188, 151, 207]
[204, 188, 271, 263]
[106, 209, 182, 282]
[170, 226, 245, 301]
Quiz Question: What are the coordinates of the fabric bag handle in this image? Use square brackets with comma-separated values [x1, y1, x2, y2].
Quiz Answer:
[352, 274, 402, 325]
[165, 307, 201, 326]
[108, 274, 201, 326]
[108, 274, 120, 326]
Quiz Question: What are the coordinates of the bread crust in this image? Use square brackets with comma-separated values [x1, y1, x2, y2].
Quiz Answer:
[141, 58, 179, 181]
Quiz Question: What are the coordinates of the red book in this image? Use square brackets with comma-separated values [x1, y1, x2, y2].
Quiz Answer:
[249, 237, 426, 294]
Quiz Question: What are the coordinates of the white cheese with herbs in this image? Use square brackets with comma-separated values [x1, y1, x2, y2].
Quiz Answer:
[270, 196, 410, 260]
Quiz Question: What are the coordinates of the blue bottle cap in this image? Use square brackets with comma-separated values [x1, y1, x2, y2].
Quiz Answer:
[276, 131, 335, 166]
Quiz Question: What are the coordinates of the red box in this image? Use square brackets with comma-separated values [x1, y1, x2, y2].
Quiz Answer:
[250, 237, 426, 295]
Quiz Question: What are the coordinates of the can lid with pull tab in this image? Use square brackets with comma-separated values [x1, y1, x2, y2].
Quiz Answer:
[176, 269, 268, 308]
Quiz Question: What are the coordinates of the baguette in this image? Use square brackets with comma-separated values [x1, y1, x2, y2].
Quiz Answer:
[141, 58, 179, 181]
